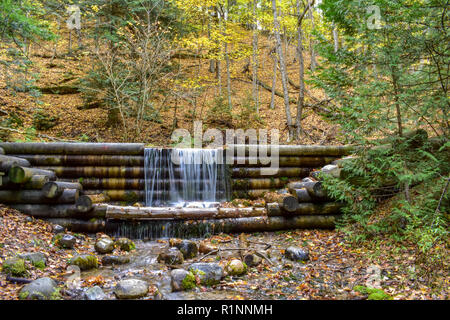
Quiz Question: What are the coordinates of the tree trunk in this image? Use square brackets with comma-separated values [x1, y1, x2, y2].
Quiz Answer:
[42, 181, 83, 199]
[271, 0, 294, 141]
[0, 189, 79, 204]
[8, 166, 56, 184]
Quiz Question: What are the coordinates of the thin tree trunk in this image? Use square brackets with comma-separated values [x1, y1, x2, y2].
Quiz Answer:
[252, 0, 259, 114]
[270, 49, 277, 110]
[295, 0, 305, 140]
[308, 7, 317, 71]
[224, 0, 232, 109]
[272, 0, 293, 141]
[332, 23, 339, 52]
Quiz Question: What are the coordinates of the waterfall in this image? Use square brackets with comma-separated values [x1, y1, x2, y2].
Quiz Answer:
[144, 148, 230, 207]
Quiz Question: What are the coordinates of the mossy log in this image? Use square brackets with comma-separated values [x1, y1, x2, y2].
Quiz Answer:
[8, 166, 56, 184]
[0, 174, 50, 190]
[226, 144, 355, 156]
[275, 194, 298, 212]
[43, 218, 106, 233]
[266, 202, 343, 216]
[0, 155, 30, 171]
[10, 203, 107, 218]
[288, 181, 328, 199]
[105, 206, 267, 220]
[11, 154, 144, 166]
[83, 189, 229, 202]
[231, 156, 337, 167]
[67, 178, 145, 189]
[232, 189, 283, 200]
[0, 143, 145, 155]
[232, 178, 292, 190]
[289, 188, 313, 202]
[76, 194, 110, 213]
[0, 189, 79, 204]
[232, 167, 312, 178]
[33, 166, 144, 178]
[42, 181, 82, 198]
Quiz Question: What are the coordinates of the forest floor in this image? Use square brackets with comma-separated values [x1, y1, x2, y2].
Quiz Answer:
[0, 33, 341, 145]
[0, 205, 448, 300]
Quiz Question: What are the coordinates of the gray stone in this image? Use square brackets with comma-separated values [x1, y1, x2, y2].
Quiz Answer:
[285, 246, 309, 262]
[19, 252, 46, 268]
[84, 286, 107, 300]
[225, 259, 247, 276]
[52, 224, 65, 234]
[19, 277, 59, 300]
[243, 253, 262, 267]
[157, 248, 184, 265]
[102, 255, 130, 265]
[59, 234, 76, 249]
[115, 238, 135, 252]
[174, 240, 198, 259]
[2, 257, 28, 277]
[69, 254, 98, 270]
[114, 279, 149, 299]
[189, 263, 224, 285]
[95, 237, 115, 254]
[171, 269, 195, 292]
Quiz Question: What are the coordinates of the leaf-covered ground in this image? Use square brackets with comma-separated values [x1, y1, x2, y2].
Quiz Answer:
[0, 205, 448, 300]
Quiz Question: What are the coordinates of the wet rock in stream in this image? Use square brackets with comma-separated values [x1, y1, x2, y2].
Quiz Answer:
[157, 247, 184, 265]
[285, 246, 309, 262]
[102, 255, 130, 266]
[114, 279, 149, 299]
[95, 236, 115, 254]
[189, 263, 223, 286]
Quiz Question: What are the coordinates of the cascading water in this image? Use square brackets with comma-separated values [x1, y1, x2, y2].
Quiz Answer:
[143, 148, 231, 208]
[109, 148, 231, 239]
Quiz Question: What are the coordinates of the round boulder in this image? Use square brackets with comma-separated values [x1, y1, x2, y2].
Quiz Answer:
[225, 259, 247, 276]
[95, 237, 115, 254]
[114, 279, 149, 299]
[171, 269, 196, 291]
[189, 263, 224, 286]
[19, 277, 60, 300]
[285, 246, 309, 262]
[157, 248, 184, 265]
[69, 254, 98, 270]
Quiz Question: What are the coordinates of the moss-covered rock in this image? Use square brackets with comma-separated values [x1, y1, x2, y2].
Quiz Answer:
[19, 277, 60, 300]
[69, 254, 98, 271]
[1, 257, 28, 277]
[225, 259, 247, 276]
[115, 238, 135, 252]
[353, 285, 393, 300]
[19, 252, 46, 270]
[171, 269, 196, 291]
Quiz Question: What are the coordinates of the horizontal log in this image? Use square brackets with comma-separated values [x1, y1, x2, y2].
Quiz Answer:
[83, 189, 229, 202]
[0, 143, 145, 155]
[12, 154, 337, 168]
[107, 215, 337, 238]
[226, 144, 355, 156]
[42, 181, 83, 198]
[8, 166, 56, 184]
[232, 167, 312, 178]
[105, 205, 267, 220]
[0, 155, 30, 171]
[69, 178, 145, 189]
[0, 189, 79, 204]
[266, 202, 343, 216]
[232, 156, 337, 167]
[0, 147, 4, 155]
[69, 177, 286, 191]
[44, 218, 106, 233]
[288, 181, 328, 199]
[232, 189, 284, 200]
[33, 166, 144, 178]
[289, 188, 313, 202]
[0, 174, 50, 190]
[9, 203, 107, 218]
[277, 194, 298, 212]
[76, 194, 110, 213]
[36, 166, 311, 179]
[11, 154, 145, 166]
